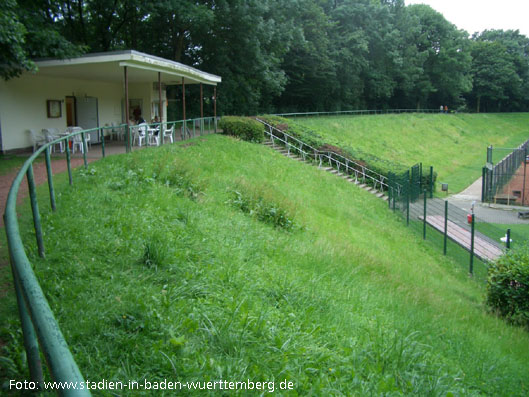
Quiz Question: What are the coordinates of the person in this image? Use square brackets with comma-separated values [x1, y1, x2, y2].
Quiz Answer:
[133, 106, 141, 120]
[440, 105, 443, 113]
[444, 105, 448, 114]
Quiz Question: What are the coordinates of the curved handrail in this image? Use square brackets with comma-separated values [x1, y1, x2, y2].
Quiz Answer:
[5, 128, 94, 396]
[4, 117, 216, 394]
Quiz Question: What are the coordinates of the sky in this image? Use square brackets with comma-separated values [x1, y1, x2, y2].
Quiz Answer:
[405, 0, 529, 37]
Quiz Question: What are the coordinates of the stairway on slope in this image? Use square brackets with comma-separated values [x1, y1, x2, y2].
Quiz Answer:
[263, 140, 388, 201]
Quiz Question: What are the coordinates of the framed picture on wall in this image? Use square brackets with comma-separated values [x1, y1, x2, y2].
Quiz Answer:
[47, 99, 62, 118]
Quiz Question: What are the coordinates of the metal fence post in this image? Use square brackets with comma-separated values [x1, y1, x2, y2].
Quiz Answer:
[469, 214, 475, 275]
[423, 189, 427, 240]
[506, 228, 511, 249]
[443, 200, 448, 255]
[65, 143, 73, 186]
[81, 132, 88, 168]
[419, 162, 423, 190]
[44, 147, 56, 211]
[388, 173, 392, 209]
[523, 147, 527, 206]
[11, 266, 44, 388]
[26, 165, 45, 258]
[126, 125, 130, 153]
[481, 167, 486, 202]
[406, 170, 410, 226]
[100, 128, 105, 158]
[429, 166, 434, 198]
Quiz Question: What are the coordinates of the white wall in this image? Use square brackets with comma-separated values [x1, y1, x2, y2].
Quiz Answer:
[0, 73, 123, 151]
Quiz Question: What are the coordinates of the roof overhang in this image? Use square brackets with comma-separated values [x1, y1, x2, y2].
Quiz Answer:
[33, 50, 221, 86]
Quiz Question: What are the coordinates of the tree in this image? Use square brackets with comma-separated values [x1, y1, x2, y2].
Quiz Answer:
[199, 0, 295, 115]
[470, 30, 529, 112]
[469, 40, 520, 112]
[0, 0, 36, 79]
[404, 4, 471, 109]
[274, 0, 337, 112]
[16, 0, 86, 59]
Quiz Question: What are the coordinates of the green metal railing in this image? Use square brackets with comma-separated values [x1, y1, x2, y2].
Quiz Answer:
[4, 117, 216, 394]
[257, 118, 396, 195]
[274, 109, 440, 118]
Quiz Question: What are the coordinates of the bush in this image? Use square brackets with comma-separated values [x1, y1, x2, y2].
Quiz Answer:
[218, 116, 264, 143]
[486, 248, 529, 329]
[226, 180, 298, 231]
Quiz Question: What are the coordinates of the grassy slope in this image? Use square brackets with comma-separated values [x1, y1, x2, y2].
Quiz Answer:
[294, 113, 529, 193]
[2, 135, 529, 395]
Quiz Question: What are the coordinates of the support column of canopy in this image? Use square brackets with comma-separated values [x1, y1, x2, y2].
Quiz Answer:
[200, 83, 204, 134]
[124, 66, 130, 152]
[182, 77, 186, 138]
[214, 86, 217, 133]
[158, 72, 162, 123]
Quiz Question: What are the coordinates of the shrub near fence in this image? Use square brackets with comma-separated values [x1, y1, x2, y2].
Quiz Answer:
[218, 116, 264, 143]
[487, 248, 529, 329]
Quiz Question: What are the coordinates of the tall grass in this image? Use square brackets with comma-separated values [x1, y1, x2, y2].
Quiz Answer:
[295, 113, 529, 193]
[1, 135, 528, 395]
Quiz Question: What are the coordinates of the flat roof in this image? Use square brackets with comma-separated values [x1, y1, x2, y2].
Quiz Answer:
[34, 50, 221, 86]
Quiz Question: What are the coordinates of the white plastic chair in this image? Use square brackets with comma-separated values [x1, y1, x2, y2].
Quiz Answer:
[72, 134, 84, 154]
[42, 128, 65, 153]
[163, 125, 174, 143]
[27, 130, 46, 152]
[64, 127, 85, 154]
[110, 122, 123, 141]
[148, 127, 159, 146]
[133, 123, 148, 146]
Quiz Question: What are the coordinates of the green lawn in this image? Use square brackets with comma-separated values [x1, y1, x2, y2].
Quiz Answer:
[0, 154, 35, 176]
[1, 134, 529, 395]
[293, 113, 529, 194]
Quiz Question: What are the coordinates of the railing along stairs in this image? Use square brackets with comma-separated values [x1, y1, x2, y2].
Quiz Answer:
[256, 118, 399, 198]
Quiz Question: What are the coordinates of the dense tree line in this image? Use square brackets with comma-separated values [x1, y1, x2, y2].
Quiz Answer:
[2, 0, 529, 114]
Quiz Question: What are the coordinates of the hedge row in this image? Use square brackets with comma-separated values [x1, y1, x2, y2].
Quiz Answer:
[218, 116, 264, 143]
